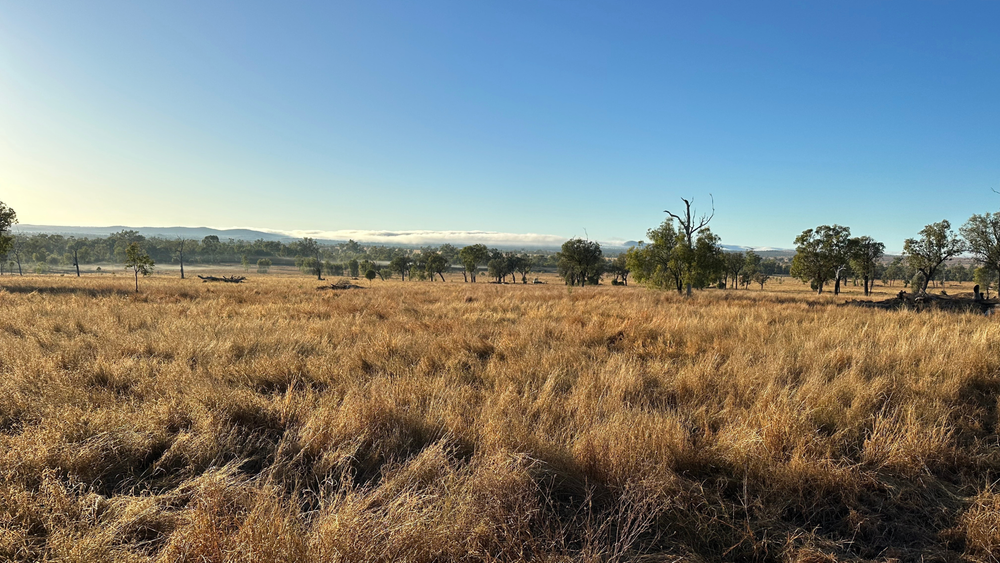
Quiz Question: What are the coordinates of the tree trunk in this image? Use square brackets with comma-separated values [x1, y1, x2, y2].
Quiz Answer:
[74, 250, 80, 277]
[179, 251, 185, 279]
[134, 269, 139, 293]
[834, 277, 840, 295]
[685, 282, 692, 296]
[15, 257, 21, 276]
[438, 272, 445, 282]
[462, 270, 468, 282]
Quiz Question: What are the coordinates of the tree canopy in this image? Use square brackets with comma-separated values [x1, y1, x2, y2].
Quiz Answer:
[124, 242, 154, 292]
[557, 239, 603, 286]
[961, 212, 1000, 295]
[903, 220, 965, 294]
[790, 225, 851, 294]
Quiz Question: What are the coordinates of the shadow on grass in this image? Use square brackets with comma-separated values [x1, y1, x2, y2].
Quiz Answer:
[0, 285, 133, 298]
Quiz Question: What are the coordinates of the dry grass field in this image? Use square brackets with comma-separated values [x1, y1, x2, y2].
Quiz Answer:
[2, 273, 1000, 562]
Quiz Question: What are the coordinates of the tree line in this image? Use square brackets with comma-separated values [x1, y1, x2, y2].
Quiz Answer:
[5, 196, 1000, 296]
[788, 217, 1000, 296]
[565, 197, 1000, 297]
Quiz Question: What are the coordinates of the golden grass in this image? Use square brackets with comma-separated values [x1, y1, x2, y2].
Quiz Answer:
[1, 274, 999, 561]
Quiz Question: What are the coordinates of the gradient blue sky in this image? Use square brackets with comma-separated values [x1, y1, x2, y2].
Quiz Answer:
[1, 2, 998, 251]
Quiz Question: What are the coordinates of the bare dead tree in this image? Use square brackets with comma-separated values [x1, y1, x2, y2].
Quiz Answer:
[664, 195, 715, 296]
[177, 238, 186, 279]
[10, 235, 24, 276]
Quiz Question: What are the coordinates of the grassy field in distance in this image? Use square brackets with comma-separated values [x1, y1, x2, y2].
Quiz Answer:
[1, 273, 999, 561]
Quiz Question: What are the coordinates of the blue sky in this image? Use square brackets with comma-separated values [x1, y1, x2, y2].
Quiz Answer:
[1, 2, 998, 251]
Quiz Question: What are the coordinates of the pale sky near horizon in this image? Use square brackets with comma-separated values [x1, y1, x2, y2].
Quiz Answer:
[1, 1, 998, 252]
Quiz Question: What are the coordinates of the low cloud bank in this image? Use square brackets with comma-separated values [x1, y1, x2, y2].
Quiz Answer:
[255, 228, 577, 247]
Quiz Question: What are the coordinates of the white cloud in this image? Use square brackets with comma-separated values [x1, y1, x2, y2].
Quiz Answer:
[253, 228, 574, 247]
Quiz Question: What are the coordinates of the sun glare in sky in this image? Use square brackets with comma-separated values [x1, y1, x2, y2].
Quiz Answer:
[2, 2, 998, 250]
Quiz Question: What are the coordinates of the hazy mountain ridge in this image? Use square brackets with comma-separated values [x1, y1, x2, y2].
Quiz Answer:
[16, 225, 294, 242]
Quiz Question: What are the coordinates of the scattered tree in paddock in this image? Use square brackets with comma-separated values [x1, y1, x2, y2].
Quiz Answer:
[664, 196, 716, 296]
[0, 202, 17, 276]
[741, 250, 762, 289]
[903, 220, 965, 295]
[295, 237, 324, 280]
[753, 270, 771, 289]
[458, 244, 488, 282]
[849, 236, 885, 296]
[176, 238, 187, 279]
[791, 225, 851, 294]
[974, 266, 997, 299]
[557, 238, 604, 286]
[724, 251, 745, 289]
[124, 242, 154, 292]
[607, 254, 630, 286]
[10, 235, 25, 276]
[424, 251, 449, 281]
[365, 269, 377, 284]
[514, 254, 534, 284]
[962, 212, 1000, 296]
[66, 239, 84, 277]
[256, 258, 272, 273]
[625, 220, 683, 292]
[390, 255, 413, 281]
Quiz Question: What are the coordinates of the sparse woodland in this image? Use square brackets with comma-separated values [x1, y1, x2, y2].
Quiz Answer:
[7, 197, 1000, 561]
[1, 275, 1000, 561]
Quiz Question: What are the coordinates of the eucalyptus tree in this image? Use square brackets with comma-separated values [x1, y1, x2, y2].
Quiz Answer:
[664, 196, 715, 296]
[294, 237, 324, 280]
[557, 239, 604, 286]
[903, 220, 965, 294]
[0, 203, 18, 275]
[790, 225, 851, 294]
[10, 235, 24, 276]
[424, 251, 449, 281]
[724, 251, 745, 289]
[389, 255, 412, 281]
[625, 219, 683, 292]
[458, 244, 489, 282]
[124, 242, 154, 293]
[961, 211, 1000, 296]
[176, 238, 188, 279]
[513, 254, 534, 284]
[741, 250, 762, 289]
[607, 254, 630, 286]
[848, 236, 885, 296]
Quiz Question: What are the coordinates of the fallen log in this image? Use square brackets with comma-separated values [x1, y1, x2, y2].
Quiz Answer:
[197, 275, 246, 283]
[318, 278, 365, 290]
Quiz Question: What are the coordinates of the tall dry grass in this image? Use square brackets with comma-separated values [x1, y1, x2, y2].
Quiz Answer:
[0, 274, 999, 561]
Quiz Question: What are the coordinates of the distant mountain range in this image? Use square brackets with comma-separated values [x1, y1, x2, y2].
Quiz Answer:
[16, 225, 298, 242]
[15, 225, 794, 254]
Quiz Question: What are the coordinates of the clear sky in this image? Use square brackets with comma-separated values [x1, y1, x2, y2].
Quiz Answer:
[1, 1, 998, 251]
